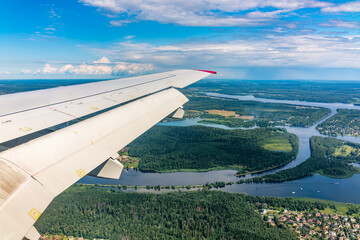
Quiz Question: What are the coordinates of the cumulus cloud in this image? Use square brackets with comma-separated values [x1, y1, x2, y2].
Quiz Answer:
[80, 0, 331, 26]
[43, 64, 58, 73]
[19, 58, 154, 76]
[93, 56, 111, 63]
[60, 64, 113, 75]
[322, 1, 360, 12]
[113, 62, 154, 74]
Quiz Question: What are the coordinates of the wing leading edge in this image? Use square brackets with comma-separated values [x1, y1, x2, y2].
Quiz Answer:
[0, 69, 215, 239]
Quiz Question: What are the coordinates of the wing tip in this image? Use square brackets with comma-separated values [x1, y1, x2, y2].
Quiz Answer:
[193, 69, 217, 74]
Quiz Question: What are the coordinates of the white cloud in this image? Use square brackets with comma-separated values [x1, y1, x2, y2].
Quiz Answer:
[320, 20, 360, 28]
[247, 9, 289, 18]
[0, 71, 10, 75]
[322, 1, 360, 12]
[60, 64, 112, 75]
[113, 62, 154, 74]
[93, 56, 111, 63]
[124, 35, 135, 39]
[20, 69, 34, 74]
[110, 20, 132, 26]
[90, 34, 360, 70]
[18, 58, 154, 76]
[43, 64, 58, 73]
[80, 0, 331, 26]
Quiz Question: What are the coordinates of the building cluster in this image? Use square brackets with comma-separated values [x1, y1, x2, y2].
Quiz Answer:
[263, 209, 360, 239]
[318, 119, 360, 137]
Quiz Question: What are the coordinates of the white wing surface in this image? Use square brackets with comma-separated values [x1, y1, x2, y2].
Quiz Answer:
[0, 69, 215, 240]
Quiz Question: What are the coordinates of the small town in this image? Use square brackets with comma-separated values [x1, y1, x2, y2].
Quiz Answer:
[262, 208, 360, 239]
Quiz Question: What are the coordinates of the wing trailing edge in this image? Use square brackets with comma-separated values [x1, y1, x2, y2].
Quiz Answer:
[0, 88, 188, 239]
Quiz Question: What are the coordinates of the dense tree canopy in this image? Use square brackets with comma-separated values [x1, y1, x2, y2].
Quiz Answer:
[35, 186, 297, 240]
[127, 126, 298, 174]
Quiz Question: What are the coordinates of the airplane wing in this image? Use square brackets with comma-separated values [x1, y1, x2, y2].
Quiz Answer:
[0, 69, 215, 240]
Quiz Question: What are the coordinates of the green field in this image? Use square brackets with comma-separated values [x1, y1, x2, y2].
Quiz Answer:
[333, 145, 360, 158]
[261, 136, 293, 152]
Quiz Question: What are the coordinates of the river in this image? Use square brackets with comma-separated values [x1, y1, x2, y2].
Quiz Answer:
[79, 93, 360, 203]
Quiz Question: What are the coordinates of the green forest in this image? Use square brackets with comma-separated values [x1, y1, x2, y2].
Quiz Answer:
[182, 95, 330, 128]
[35, 185, 298, 240]
[251, 137, 360, 183]
[317, 109, 360, 137]
[126, 126, 298, 174]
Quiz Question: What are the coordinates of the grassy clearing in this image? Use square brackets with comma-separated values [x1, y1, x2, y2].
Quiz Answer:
[333, 145, 360, 157]
[262, 137, 293, 152]
[294, 197, 360, 217]
[205, 109, 239, 117]
[119, 156, 139, 169]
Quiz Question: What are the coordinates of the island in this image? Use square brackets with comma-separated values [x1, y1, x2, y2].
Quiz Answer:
[121, 126, 298, 175]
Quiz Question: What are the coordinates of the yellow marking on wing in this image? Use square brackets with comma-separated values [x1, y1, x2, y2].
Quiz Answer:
[29, 208, 41, 220]
[19, 127, 32, 132]
[90, 106, 98, 110]
[76, 169, 86, 178]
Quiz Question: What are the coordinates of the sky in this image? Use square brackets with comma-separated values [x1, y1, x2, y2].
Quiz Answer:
[1, 0, 360, 80]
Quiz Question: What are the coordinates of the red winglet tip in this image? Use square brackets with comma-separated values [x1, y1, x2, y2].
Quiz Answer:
[193, 69, 217, 74]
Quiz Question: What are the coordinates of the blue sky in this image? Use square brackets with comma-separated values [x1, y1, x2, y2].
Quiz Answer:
[1, 0, 360, 80]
